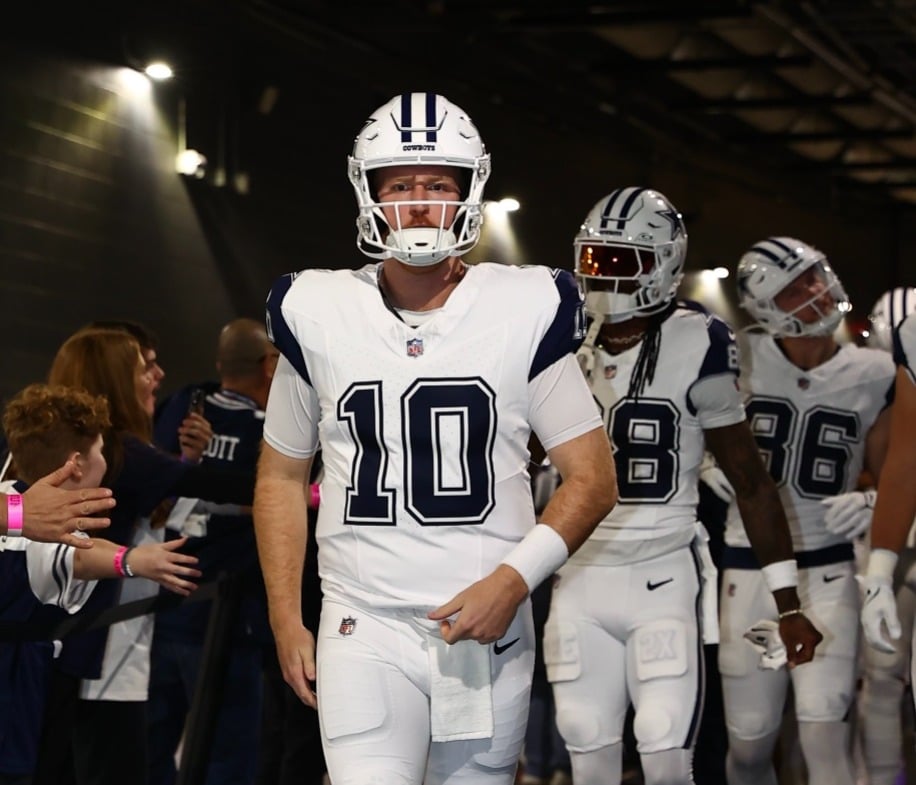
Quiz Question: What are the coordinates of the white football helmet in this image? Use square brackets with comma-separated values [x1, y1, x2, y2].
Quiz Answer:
[867, 286, 916, 351]
[348, 92, 490, 266]
[736, 237, 851, 337]
[574, 187, 687, 323]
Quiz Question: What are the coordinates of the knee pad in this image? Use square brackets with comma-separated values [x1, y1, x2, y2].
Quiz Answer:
[795, 681, 854, 723]
[725, 710, 778, 741]
[555, 705, 606, 752]
[632, 705, 675, 748]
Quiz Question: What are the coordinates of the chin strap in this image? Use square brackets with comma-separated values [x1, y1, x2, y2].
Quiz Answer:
[575, 318, 603, 382]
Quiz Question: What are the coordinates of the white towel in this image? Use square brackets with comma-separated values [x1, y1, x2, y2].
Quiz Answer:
[693, 522, 720, 645]
[428, 634, 494, 742]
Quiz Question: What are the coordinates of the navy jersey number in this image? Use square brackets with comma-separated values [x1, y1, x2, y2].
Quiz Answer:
[607, 399, 680, 503]
[339, 378, 496, 526]
[745, 397, 860, 498]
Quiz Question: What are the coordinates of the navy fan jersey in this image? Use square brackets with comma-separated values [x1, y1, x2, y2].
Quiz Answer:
[153, 385, 266, 643]
[264, 262, 596, 610]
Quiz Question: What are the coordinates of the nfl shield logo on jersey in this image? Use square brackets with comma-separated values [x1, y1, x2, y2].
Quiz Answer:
[604, 364, 617, 380]
[797, 377, 810, 390]
[339, 616, 357, 636]
[406, 337, 424, 358]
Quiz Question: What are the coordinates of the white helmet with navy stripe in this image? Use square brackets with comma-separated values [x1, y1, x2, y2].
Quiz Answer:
[574, 187, 687, 323]
[868, 286, 916, 351]
[737, 237, 851, 337]
[348, 92, 490, 267]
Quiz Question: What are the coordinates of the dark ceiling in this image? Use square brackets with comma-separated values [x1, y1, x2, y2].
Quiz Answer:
[17, 0, 916, 206]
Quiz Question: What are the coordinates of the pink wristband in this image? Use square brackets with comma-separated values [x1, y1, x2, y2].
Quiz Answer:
[309, 483, 320, 509]
[6, 494, 23, 537]
[113, 545, 129, 577]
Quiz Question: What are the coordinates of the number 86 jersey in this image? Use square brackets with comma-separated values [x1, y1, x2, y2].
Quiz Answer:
[724, 330, 895, 552]
[262, 262, 601, 610]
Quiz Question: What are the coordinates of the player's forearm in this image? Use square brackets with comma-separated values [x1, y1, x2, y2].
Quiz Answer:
[254, 474, 309, 627]
[870, 454, 916, 553]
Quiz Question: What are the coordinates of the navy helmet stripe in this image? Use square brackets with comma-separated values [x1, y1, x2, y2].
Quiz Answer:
[599, 189, 624, 228]
[400, 93, 412, 142]
[751, 243, 783, 264]
[617, 188, 646, 230]
[598, 187, 647, 230]
[425, 92, 437, 142]
[890, 289, 898, 332]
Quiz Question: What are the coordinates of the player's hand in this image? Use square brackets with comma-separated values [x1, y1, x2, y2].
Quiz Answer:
[743, 619, 787, 670]
[699, 452, 735, 504]
[129, 537, 202, 596]
[178, 413, 213, 464]
[821, 490, 876, 540]
[20, 459, 115, 548]
[778, 612, 822, 668]
[272, 620, 318, 708]
[858, 574, 902, 653]
[428, 564, 529, 645]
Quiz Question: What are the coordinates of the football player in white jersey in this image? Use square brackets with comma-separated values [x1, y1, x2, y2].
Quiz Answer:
[544, 190, 821, 785]
[858, 287, 916, 785]
[719, 238, 895, 785]
[252, 92, 618, 785]
[860, 310, 916, 703]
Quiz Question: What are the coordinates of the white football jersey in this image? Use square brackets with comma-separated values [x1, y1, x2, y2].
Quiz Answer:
[894, 312, 916, 383]
[264, 262, 599, 610]
[570, 304, 745, 566]
[725, 332, 895, 551]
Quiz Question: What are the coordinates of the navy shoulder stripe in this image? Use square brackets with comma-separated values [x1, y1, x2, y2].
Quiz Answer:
[529, 269, 587, 381]
[265, 273, 312, 386]
[697, 314, 739, 382]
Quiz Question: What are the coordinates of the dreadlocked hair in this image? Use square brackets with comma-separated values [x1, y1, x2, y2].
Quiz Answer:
[626, 302, 677, 400]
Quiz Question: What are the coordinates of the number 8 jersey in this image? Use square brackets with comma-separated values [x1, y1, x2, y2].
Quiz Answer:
[570, 303, 746, 566]
[262, 262, 601, 610]
[724, 329, 895, 551]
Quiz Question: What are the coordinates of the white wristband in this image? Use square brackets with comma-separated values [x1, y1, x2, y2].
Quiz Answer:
[866, 548, 898, 581]
[761, 559, 798, 592]
[500, 524, 569, 593]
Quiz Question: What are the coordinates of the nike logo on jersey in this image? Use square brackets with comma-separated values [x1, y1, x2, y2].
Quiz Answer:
[494, 637, 520, 655]
[822, 574, 844, 583]
[646, 578, 674, 591]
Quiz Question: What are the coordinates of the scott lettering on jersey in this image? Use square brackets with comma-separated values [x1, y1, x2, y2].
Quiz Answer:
[266, 273, 312, 386]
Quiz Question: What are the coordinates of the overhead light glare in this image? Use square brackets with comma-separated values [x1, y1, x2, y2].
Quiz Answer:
[499, 197, 520, 212]
[145, 62, 174, 81]
[713, 266, 729, 279]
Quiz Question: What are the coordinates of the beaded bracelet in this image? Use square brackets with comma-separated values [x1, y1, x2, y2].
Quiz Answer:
[123, 546, 136, 578]
[777, 608, 805, 621]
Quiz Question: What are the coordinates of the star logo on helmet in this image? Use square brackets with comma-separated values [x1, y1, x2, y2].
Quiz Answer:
[656, 207, 684, 240]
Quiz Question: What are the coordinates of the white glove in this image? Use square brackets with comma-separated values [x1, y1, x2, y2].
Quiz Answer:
[821, 489, 876, 540]
[699, 452, 735, 504]
[743, 619, 787, 670]
[858, 574, 902, 653]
